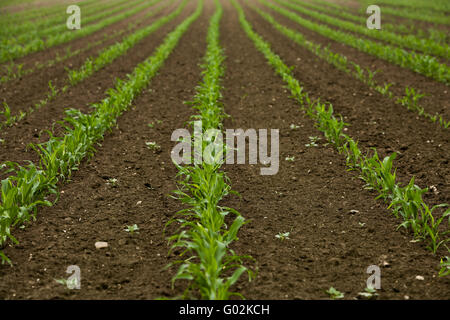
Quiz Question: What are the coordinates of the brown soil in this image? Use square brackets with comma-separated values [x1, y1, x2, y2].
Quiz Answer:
[0, 0, 448, 301]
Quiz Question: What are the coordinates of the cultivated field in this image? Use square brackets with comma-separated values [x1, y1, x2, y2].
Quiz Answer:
[0, 0, 449, 300]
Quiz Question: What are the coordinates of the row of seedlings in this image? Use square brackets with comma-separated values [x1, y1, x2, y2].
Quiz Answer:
[166, 0, 254, 299]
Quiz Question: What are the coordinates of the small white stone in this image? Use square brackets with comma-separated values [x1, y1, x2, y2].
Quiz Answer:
[95, 241, 108, 249]
[136, 201, 142, 205]
[415, 275, 424, 281]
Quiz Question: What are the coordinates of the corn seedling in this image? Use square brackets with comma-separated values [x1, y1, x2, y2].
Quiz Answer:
[305, 136, 319, 147]
[326, 287, 344, 299]
[396, 87, 425, 114]
[358, 286, 378, 300]
[1, 18, 141, 86]
[146, 141, 161, 151]
[285, 156, 295, 162]
[0, 102, 16, 127]
[48, 80, 58, 99]
[125, 224, 139, 234]
[352, 63, 364, 82]
[439, 256, 450, 277]
[375, 83, 393, 98]
[365, 69, 377, 88]
[55, 277, 79, 289]
[275, 231, 290, 241]
[106, 178, 118, 187]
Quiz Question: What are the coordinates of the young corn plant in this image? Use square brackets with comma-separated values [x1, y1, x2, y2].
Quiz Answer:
[47, 80, 58, 99]
[352, 63, 365, 82]
[275, 231, 290, 241]
[125, 224, 139, 234]
[0, 102, 17, 127]
[357, 152, 449, 254]
[146, 141, 161, 151]
[313, 102, 348, 152]
[55, 277, 79, 289]
[305, 136, 319, 147]
[375, 83, 393, 98]
[344, 138, 362, 168]
[326, 287, 344, 299]
[390, 184, 450, 253]
[359, 152, 397, 199]
[358, 286, 378, 300]
[106, 178, 118, 187]
[365, 69, 377, 88]
[396, 87, 425, 114]
[0, 161, 57, 264]
[439, 257, 450, 277]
